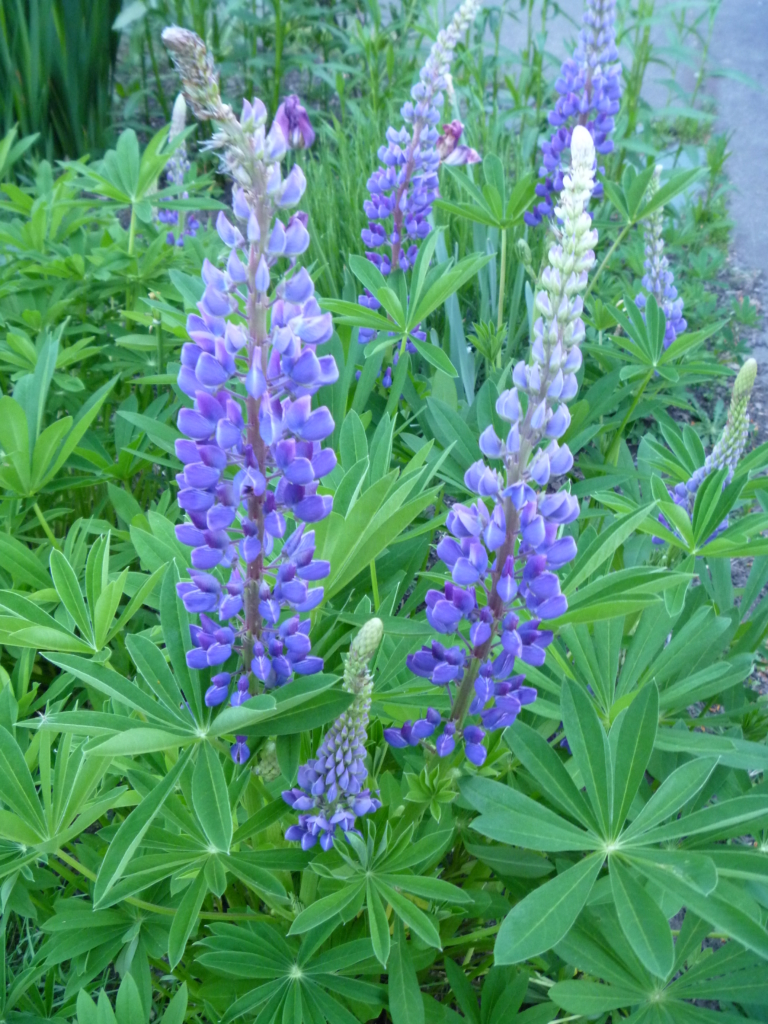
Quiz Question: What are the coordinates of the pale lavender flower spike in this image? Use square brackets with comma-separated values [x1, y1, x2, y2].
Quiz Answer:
[284, 619, 384, 850]
[635, 165, 686, 348]
[386, 127, 598, 766]
[162, 27, 337, 764]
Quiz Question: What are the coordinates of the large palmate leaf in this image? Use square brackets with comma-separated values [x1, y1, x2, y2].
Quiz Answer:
[462, 680, 768, 969]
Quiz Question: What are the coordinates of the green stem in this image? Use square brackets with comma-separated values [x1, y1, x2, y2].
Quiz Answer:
[606, 369, 653, 465]
[385, 342, 409, 417]
[145, 18, 169, 121]
[156, 320, 164, 375]
[496, 227, 507, 333]
[272, 0, 284, 114]
[583, 222, 631, 302]
[33, 502, 61, 551]
[442, 924, 501, 948]
[370, 559, 380, 610]
[128, 205, 137, 257]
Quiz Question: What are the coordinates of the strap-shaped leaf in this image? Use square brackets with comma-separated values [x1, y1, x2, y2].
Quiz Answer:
[611, 683, 658, 832]
[94, 747, 192, 906]
[504, 719, 598, 831]
[561, 680, 612, 837]
[495, 854, 603, 964]
[0, 726, 46, 837]
[461, 776, 596, 851]
[609, 857, 673, 979]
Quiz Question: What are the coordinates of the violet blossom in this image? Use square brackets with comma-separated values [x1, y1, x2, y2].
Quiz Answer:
[525, 0, 622, 226]
[386, 127, 598, 766]
[274, 94, 316, 150]
[284, 618, 384, 850]
[162, 27, 337, 763]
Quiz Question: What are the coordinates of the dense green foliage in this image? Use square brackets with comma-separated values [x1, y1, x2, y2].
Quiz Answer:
[1, 2, 768, 1024]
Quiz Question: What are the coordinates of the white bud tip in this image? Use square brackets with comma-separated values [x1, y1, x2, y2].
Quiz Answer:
[570, 125, 595, 168]
[171, 93, 187, 136]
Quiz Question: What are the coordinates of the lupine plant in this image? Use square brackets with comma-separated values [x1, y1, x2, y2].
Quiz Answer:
[3, 2, 768, 1024]
[162, 26, 338, 758]
[385, 125, 596, 765]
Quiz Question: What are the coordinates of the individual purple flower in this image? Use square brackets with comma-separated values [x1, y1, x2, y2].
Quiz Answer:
[525, 0, 622, 226]
[436, 120, 481, 166]
[274, 95, 315, 150]
[635, 165, 686, 349]
[163, 30, 337, 743]
[231, 735, 251, 764]
[284, 620, 384, 850]
[386, 128, 598, 766]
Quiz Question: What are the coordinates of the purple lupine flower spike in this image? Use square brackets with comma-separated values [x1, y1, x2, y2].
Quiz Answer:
[284, 619, 384, 850]
[163, 28, 336, 762]
[158, 93, 200, 246]
[656, 358, 757, 545]
[635, 165, 686, 348]
[386, 127, 598, 766]
[526, 0, 622, 226]
[357, 0, 482, 352]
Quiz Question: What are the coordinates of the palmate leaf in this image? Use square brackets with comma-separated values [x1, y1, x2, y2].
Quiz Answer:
[289, 822, 468, 966]
[552, 905, 768, 1020]
[197, 921, 385, 1024]
[463, 666, 768, 968]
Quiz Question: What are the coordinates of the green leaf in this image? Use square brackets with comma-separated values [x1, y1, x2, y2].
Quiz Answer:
[192, 743, 233, 852]
[389, 926, 425, 1024]
[494, 854, 603, 964]
[93, 748, 192, 907]
[622, 758, 716, 841]
[564, 505, 656, 595]
[411, 338, 457, 377]
[411, 253, 492, 327]
[625, 849, 717, 896]
[159, 984, 188, 1024]
[504, 720, 597, 830]
[461, 776, 596, 851]
[348, 254, 387, 297]
[611, 684, 658, 833]
[0, 726, 46, 837]
[49, 549, 94, 647]
[367, 880, 391, 967]
[289, 883, 365, 934]
[377, 882, 442, 948]
[609, 857, 673, 978]
[160, 563, 202, 721]
[561, 680, 612, 837]
[168, 869, 207, 969]
[550, 980, 646, 1015]
[0, 396, 31, 494]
